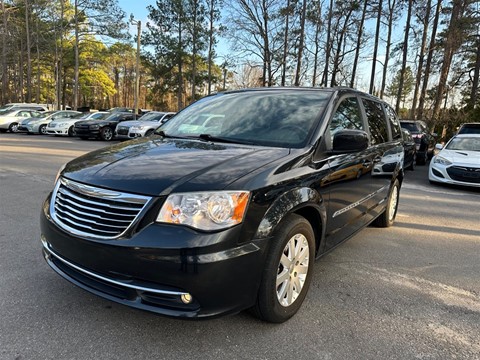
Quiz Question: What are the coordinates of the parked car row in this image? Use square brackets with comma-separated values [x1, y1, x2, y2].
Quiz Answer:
[0, 107, 176, 141]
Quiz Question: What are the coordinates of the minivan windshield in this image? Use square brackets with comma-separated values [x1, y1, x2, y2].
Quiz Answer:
[157, 90, 329, 148]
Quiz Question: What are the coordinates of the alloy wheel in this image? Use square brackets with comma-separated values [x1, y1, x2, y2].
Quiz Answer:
[276, 233, 310, 307]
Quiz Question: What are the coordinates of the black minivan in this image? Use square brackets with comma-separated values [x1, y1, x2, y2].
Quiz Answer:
[41, 88, 404, 323]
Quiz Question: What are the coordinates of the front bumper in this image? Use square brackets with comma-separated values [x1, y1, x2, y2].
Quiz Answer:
[75, 128, 100, 138]
[40, 194, 268, 318]
[46, 126, 69, 136]
[429, 162, 480, 187]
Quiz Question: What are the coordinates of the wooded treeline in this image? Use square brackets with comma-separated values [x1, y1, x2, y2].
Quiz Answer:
[1, 0, 479, 132]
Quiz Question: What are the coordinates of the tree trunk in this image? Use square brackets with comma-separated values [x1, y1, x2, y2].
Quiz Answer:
[191, 0, 198, 102]
[418, 0, 441, 120]
[312, 1, 322, 87]
[74, 0, 79, 110]
[351, 0, 368, 89]
[469, 37, 480, 108]
[294, 0, 307, 86]
[431, 0, 465, 121]
[25, 0, 32, 103]
[262, 0, 271, 86]
[370, 0, 383, 95]
[381, 0, 396, 99]
[35, 13, 40, 103]
[1, 0, 8, 103]
[322, 0, 334, 86]
[281, 0, 291, 86]
[177, 12, 184, 110]
[410, 0, 432, 118]
[331, 6, 354, 87]
[395, 0, 412, 114]
[207, 0, 215, 94]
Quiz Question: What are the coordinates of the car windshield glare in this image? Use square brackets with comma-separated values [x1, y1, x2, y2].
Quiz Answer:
[446, 137, 480, 152]
[140, 112, 166, 122]
[157, 91, 329, 148]
[37, 111, 55, 118]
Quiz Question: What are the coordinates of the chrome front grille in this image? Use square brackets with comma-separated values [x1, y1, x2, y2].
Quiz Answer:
[51, 178, 151, 239]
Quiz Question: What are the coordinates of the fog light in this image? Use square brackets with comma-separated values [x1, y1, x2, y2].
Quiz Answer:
[181, 293, 193, 304]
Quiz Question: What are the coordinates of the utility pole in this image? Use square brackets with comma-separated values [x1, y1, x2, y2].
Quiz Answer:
[130, 15, 141, 116]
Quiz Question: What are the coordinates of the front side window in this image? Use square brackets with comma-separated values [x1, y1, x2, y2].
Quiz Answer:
[362, 99, 388, 145]
[329, 97, 364, 141]
[159, 91, 330, 148]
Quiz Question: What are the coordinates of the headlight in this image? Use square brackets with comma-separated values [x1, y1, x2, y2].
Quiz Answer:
[90, 124, 99, 129]
[58, 122, 69, 127]
[157, 191, 250, 231]
[433, 156, 452, 165]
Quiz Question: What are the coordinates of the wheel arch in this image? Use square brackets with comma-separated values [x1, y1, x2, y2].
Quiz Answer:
[254, 187, 326, 256]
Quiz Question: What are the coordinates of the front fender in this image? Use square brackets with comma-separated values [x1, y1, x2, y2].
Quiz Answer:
[254, 187, 326, 240]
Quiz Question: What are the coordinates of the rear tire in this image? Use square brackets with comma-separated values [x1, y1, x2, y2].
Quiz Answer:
[251, 214, 315, 323]
[373, 179, 400, 228]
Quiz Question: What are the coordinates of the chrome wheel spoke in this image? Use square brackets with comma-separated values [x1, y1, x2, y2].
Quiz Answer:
[276, 268, 289, 287]
[296, 264, 308, 275]
[280, 253, 291, 269]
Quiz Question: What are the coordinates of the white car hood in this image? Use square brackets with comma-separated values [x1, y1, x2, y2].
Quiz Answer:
[439, 149, 480, 166]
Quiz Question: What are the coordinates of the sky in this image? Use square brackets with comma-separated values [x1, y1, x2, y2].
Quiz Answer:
[118, 0, 156, 24]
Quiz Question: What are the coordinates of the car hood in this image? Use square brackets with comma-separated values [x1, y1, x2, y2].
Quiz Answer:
[75, 120, 103, 126]
[116, 120, 139, 128]
[49, 118, 77, 125]
[62, 137, 290, 196]
[20, 117, 40, 125]
[439, 149, 480, 166]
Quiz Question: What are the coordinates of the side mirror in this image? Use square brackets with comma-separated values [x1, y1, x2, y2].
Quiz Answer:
[435, 143, 443, 150]
[332, 129, 369, 153]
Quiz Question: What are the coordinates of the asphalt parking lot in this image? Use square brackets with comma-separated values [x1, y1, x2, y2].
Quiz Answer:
[1, 133, 479, 360]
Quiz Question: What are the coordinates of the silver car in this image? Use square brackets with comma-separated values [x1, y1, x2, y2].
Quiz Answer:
[0, 109, 41, 133]
[19, 110, 81, 134]
[122, 112, 176, 139]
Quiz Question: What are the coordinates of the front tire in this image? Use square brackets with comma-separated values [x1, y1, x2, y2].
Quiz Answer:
[100, 127, 113, 141]
[373, 179, 400, 228]
[39, 124, 47, 135]
[68, 126, 75, 137]
[8, 123, 19, 133]
[252, 214, 315, 323]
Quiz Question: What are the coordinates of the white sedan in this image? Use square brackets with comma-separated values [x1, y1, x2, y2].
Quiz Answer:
[429, 134, 480, 187]
[46, 111, 109, 136]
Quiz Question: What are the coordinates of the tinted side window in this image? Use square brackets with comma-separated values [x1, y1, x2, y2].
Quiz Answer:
[362, 99, 388, 145]
[329, 97, 364, 141]
[385, 105, 402, 140]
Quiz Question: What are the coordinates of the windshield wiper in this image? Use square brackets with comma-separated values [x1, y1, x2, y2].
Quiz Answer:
[156, 130, 188, 139]
[198, 133, 256, 145]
